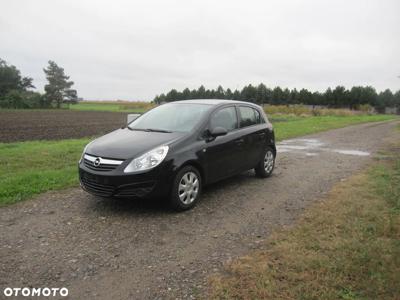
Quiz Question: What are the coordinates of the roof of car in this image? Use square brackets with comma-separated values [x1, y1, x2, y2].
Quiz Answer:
[171, 99, 260, 106]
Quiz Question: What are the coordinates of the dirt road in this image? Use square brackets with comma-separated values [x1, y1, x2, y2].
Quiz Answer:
[1, 121, 398, 299]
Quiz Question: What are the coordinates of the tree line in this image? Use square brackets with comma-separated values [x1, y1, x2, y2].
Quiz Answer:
[153, 84, 400, 112]
[0, 59, 78, 109]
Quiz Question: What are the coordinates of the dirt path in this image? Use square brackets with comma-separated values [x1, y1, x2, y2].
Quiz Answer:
[1, 120, 399, 299]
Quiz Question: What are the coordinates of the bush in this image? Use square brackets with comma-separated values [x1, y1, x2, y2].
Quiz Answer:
[311, 109, 322, 116]
[264, 105, 311, 115]
[359, 104, 374, 113]
[0, 90, 45, 109]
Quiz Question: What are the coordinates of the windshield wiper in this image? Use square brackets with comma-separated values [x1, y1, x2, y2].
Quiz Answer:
[127, 127, 172, 133]
[144, 128, 172, 133]
[127, 127, 148, 132]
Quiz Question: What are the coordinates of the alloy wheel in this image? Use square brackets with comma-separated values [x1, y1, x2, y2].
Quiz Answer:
[264, 150, 274, 173]
[178, 171, 199, 205]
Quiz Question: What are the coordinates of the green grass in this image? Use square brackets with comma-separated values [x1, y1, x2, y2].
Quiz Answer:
[272, 114, 396, 141]
[208, 142, 400, 300]
[0, 103, 149, 113]
[69, 102, 149, 113]
[0, 114, 397, 206]
[70, 102, 122, 111]
[0, 139, 90, 205]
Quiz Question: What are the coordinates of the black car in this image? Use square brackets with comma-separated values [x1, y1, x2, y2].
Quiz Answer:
[79, 99, 276, 210]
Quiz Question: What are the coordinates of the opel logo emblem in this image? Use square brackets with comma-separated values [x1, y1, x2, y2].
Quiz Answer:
[94, 158, 101, 167]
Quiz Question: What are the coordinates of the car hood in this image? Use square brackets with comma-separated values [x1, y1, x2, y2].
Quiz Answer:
[86, 128, 187, 160]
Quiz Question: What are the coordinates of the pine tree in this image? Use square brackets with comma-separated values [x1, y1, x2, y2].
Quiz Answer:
[43, 61, 77, 108]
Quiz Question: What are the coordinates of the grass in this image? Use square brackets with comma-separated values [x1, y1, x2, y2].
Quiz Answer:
[69, 101, 154, 113]
[264, 104, 373, 116]
[0, 139, 90, 205]
[271, 114, 395, 141]
[207, 143, 400, 299]
[0, 114, 397, 206]
[0, 101, 153, 113]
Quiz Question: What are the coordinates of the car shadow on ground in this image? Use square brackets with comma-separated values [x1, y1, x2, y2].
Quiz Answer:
[87, 170, 260, 215]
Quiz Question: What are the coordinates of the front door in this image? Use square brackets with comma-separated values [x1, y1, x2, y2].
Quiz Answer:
[203, 106, 243, 183]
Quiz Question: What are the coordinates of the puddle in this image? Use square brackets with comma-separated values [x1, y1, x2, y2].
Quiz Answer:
[278, 145, 309, 150]
[277, 138, 370, 157]
[279, 139, 324, 148]
[277, 149, 292, 153]
[277, 139, 325, 154]
[332, 150, 370, 156]
[305, 153, 318, 156]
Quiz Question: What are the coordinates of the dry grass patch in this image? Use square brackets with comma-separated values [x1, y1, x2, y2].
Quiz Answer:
[264, 105, 373, 117]
[208, 148, 400, 299]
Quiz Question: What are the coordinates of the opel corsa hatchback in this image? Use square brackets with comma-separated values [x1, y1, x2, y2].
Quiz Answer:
[79, 99, 276, 210]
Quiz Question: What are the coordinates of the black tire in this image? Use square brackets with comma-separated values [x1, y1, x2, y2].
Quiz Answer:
[255, 147, 275, 178]
[170, 165, 202, 211]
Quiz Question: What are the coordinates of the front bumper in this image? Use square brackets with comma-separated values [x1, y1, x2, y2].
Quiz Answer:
[79, 161, 173, 199]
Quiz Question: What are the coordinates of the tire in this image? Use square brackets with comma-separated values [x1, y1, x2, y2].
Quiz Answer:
[170, 165, 202, 211]
[255, 147, 275, 178]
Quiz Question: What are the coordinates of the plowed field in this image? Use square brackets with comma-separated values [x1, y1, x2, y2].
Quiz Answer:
[0, 110, 128, 142]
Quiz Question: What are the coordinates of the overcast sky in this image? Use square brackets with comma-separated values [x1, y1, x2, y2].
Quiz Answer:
[1, 0, 399, 100]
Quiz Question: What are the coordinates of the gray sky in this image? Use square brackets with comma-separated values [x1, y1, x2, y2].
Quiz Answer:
[1, 0, 399, 101]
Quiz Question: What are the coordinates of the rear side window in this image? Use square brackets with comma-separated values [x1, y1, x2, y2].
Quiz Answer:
[238, 106, 260, 127]
[210, 107, 237, 131]
[254, 109, 263, 123]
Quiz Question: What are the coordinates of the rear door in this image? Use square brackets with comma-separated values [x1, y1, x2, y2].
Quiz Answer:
[237, 106, 266, 171]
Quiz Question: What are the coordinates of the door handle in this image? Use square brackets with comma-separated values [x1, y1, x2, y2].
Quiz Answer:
[258, 132, 266, 140]
[235, 138, 244, 145]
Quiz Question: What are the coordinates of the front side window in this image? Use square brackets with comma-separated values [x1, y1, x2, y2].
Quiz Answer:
[209, 106, 237, 131]
[128, 103, 212, 133]
[239, 106, 258, 127]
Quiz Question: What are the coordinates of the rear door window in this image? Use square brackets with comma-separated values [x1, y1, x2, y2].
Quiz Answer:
[238, 106, 258, 127]
[254, 109, 263, 124]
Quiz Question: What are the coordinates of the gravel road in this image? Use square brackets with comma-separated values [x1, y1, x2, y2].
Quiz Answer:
[1, 120, 399, 299]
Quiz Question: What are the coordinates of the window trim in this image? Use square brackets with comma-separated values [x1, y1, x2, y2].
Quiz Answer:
[253, 108, 265, 124]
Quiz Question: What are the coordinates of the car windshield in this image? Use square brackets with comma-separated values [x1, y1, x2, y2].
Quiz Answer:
[128, 103, 212, 133]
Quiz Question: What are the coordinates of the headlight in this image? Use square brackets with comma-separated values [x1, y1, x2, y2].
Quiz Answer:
[79, 141, 93, 163]
[124, 145, 169, 173]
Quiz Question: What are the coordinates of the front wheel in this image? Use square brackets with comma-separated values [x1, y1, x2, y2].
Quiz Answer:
[255, 147, 275, 178]
[170, 166, 202, 211]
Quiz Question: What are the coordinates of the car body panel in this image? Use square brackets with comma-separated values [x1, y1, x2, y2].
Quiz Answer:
[203, 129, 245, 183]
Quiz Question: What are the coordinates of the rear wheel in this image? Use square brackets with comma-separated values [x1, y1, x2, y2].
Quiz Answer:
[170, 165, 202, 211]
[255, 147, 275, 178]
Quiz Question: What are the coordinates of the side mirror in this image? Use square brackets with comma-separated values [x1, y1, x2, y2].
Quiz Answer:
[127, 113, 140, 124]
[210, 126, 228, 137]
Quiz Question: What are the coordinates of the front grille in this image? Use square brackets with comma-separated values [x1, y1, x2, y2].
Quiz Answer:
[83, 159, 118, 171]
[83, 154, 124, 172]
[115, 182, 155, 197]
[80, 174, 115, 197]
